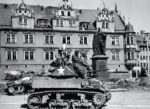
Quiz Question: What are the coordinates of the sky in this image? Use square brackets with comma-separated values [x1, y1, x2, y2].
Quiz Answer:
[0, 0, 150, 33]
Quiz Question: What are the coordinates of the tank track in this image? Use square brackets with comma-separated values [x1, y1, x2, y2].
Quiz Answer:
[27, 89, 108, 109]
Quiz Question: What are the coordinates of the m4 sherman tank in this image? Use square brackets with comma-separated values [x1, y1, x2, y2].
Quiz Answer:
[27, 64, 111, 109]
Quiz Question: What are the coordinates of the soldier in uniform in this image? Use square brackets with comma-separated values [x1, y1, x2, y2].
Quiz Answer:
[72, 50, 90, 78]
[80, 52, 92, 76]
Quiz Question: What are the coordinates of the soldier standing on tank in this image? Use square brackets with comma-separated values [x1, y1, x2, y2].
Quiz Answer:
[72, 50, 88, 78]
[80, 52, 92, 77]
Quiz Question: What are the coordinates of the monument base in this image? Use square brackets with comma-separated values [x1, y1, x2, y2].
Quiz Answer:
[91, 55, 109, 82]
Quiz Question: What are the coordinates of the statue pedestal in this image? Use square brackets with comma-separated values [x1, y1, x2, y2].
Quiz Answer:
[91, 55, 109, 82]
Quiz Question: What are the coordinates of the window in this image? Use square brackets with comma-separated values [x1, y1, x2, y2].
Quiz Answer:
[102, 21, 109, 29]
[24, 19, 27, 25]
[24, 51, 34, 60]
[45, 36, 53, 44]
[111, 37, 119, 45]
[102, 21, 105, 28]
[12, 34, 16, 43]
[24, 34, 34, 43]
[69, 20, 72, 27]
[19, 17, 22, 24]
[131, 52, 134, 60]
[68, 11, 71, 16]
[131, 37, 134, 44]
[63, 36, 70, 44]
[56, 19, 59, 27]
[60, 20, 63, 27]
[6, 34, 16, 43]
[6, 34, 10, 43]
[111, 51, 120, 60]
[143, 55, 145, 60]
[6, 50, 17, 60]
[140, 55, 142, 60]
[127, 37, 130, 45]
[67, 37, 70, 44]
[116, 51, 119, 60]
[61, 11, 64, 16]
[127, 52, 131, 60]
[127, 52, 134, 60]
[106, 22, 109, 28]
[19, 17, 28, 25]
[80, 36, 87, 45]
[45, 51, 53, 60]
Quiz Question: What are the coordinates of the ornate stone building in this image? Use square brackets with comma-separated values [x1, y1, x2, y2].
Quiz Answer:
[0, 0, 138, 73]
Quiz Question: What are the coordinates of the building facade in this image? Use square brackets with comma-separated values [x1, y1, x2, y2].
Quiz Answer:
[136, 32, 150, 71]
[0, 0, 137, 73]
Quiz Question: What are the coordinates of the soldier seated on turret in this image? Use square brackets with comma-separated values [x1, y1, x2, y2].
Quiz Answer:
[48, 48, 71, 73]
[55, 48, 65, 66]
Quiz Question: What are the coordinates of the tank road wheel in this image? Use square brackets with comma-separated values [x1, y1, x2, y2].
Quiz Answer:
[6, 86, 16, 95]
[48, 100, 56, 109]
[93, 93, 106, 109]
[27, 95, 41, 109]
[49, 100, 70, 109]
[87, 101, 94, 109]
[7, 86, 15, 95]
[63, 101, 70, 109]
[17, 85, 25, 94]
[72, 101, 80, 109]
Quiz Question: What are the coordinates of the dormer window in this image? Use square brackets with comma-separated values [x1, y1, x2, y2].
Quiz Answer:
[106, 22, 109, 28]
[12, 1, 34, 29]
[61, 11, 64, 16]
[56, 19, 59, 27]
[24, 19, 27, 25]
[102, 21, 109, 29]
[19, 17, 22, 25]
[68, 11, 71, 16]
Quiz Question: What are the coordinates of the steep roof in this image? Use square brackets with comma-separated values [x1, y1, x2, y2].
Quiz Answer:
[0, 3, 126, 31]
[113, 11, 125, 31]
[78, 9, 99, 23]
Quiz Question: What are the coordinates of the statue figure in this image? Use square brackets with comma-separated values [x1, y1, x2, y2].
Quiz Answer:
[93, 28, 106, 55]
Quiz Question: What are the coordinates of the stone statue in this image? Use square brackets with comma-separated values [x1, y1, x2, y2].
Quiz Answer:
[93, 28, 106, 55]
